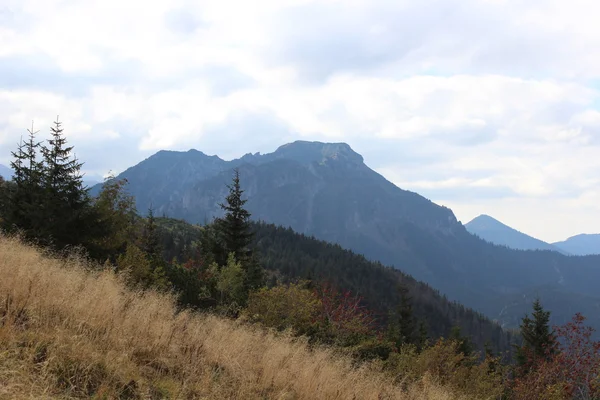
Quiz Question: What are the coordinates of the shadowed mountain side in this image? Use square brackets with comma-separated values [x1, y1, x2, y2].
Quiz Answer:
[94, 141, 600, 333]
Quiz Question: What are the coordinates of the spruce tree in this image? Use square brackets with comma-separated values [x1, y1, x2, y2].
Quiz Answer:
[417, 320, 429, 350]
[515, 298, 556, 370]
[215, 168, 263, 294]
[5, 124, 44, 237]
[39, 117, 91, 249]
[141, 207, 162, 265]
[217, 168, 254, 260]
[388, 284, 417, 347]
[6, 137, 29, 231]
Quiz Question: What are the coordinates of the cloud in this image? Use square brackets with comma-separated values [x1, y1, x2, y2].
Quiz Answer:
[2, 0, 600, 240]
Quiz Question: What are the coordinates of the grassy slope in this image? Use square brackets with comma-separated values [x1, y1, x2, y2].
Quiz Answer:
[0, 235, 464, 400]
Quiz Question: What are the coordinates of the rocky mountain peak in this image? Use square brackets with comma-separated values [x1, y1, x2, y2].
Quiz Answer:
[271, 141, 364, 166]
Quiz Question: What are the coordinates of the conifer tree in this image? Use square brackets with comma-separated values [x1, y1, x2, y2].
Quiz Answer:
[89, 176, 137, 261]
[215, 169, 264, 294]
[417, 320, 429, 350]
[515, 298, 557, 371]
[39, 117, 91, 249]
[387, 284, 417, 348]
[141, 207, 162, 265]
[5, 124, 44, 237]
[6, 137, 29, 231]
[217, 168, 254, 261]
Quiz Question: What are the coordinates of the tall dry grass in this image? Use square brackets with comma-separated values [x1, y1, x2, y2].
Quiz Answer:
[0, 235, 463, 399]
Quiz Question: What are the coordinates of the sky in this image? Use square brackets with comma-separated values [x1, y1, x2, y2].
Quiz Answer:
[1, 0, 600, 243]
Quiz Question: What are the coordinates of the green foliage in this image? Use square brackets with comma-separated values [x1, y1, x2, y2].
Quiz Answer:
[117, 244, 169, 290]
[2, 119, 97, 251]
[5, 125, 45, 238]
[512, 313, 600, 400]
[215, 168, 254, 263]
[88, 176, 137, 261]
[515, 298, 557, 374]
[384, 339, 507, 399]
[246, 282, 321, 336]
[251, 222, 513, 355]
[39, 118, 92, 249]
[212, 253, 247, 314]
[0, 176, 13, 225]
[449, 325, 475, 359]
[387, 284, 417, 349]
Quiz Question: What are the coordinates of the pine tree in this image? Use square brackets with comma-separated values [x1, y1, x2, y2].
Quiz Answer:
[387, 284, 416, 348]
[450, 325, 475, 357]
[515, 298, 557, 371]
[5, 124, 44, 237]
[88, 176, 137, 261]
[215, 169, 264, 296]
[39, 117, 91, 249]
[139, 207, 169, 289]
[217, 168, 254, 261]
[6, 137, 29, 231]
[141, 207, 162, 265]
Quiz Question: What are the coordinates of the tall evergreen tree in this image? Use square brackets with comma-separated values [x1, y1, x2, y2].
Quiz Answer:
[387, 284, 417, 348]
[515, 298, 557, 371]
[141, 207, 162, 266]
[5, 124, 44, 237]
[217, 168, 254, 261]
[39, 117, 91, 249]
[6, 137, 29, 231]
[215, 169, 264, 294]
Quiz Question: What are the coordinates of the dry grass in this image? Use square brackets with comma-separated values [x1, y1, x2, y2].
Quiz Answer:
[0, 235, 463, 399]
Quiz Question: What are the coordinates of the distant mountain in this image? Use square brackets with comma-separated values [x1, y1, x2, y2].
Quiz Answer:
[553, 234, 600, 256]
[465, 214, 565, 253]
[94, 141, 600, 332]
[0, 164, 12, 180]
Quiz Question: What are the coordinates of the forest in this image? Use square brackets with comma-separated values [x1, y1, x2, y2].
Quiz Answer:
[1, 120, 599, 399]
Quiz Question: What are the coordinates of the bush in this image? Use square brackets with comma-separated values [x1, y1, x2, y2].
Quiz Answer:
[385, 339, 507, 399]
[246, 282, 321, 336]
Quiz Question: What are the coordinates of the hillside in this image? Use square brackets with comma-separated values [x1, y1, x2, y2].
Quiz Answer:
[156, 218, 514, 354]
[465, 214, 564, 253]
[553, 233, 600, 255]
[0, 234, 476, 400]
[98, 141, 600, 333]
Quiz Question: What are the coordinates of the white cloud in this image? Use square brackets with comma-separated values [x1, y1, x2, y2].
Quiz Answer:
[1, 0, 600, 241]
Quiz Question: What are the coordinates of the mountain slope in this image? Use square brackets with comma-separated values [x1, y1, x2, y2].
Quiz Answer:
[156, 217, 515, 353]
[97, 141, 600, 333]
[465, 214, 564, 253]
[553, 234, 600, 255]
[0, 164, 12, 180]
[3, 234, 442, 400]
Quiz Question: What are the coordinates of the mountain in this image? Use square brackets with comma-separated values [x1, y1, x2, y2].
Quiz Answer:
[553, 234, 600, 256]
[0, 164, 12, 180]
[94, 141, 600, 332]
[465, 214, 565, 253]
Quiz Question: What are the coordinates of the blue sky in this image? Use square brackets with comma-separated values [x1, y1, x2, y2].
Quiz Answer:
[1, 0, 600, 242]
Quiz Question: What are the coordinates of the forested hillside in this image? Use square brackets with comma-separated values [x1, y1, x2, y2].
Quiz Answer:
[99, 141, 600, 333]
[154, 217, 514, 354]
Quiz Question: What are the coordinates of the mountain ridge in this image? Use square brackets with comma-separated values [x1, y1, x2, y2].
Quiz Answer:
[465, 214, 566, 254]
[553, 234, 600, 256]
[92, 141, 600, 332]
